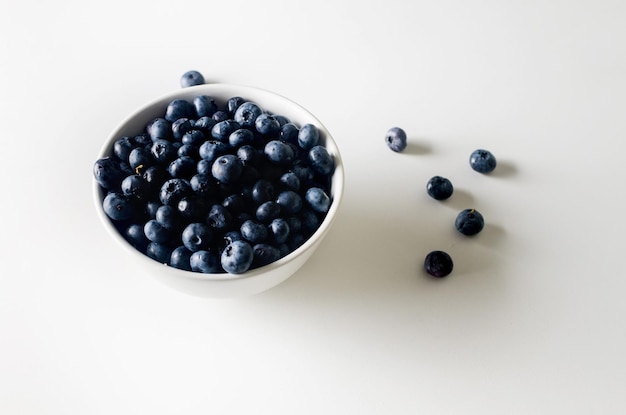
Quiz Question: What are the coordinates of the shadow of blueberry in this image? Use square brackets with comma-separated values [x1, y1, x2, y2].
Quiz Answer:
[489, 160, 517, 178]
[403, 140, 432, 155]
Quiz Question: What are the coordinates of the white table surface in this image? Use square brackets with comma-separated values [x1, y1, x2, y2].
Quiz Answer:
[2, 1, 625, 414]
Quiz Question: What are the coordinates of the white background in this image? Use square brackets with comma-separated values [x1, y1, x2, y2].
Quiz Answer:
[1, 0, 625, 414]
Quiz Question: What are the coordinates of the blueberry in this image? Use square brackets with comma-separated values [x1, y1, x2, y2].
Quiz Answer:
[144, 219, 171, 244]
[206, 204, 233, 231]
[385, 127, 407, 152]
[226, 96, 246, 115]
[159, 178, 192, 206]
[165, 99, 194, 122]
[236, 144, 261, 166]
[121, 174, 149, 199]
[297, 123, 320, 150]
[142, 165, 168, 194]
[146, 242, 172, 263]
[251, 179, 275, 204]
[181, 129, 205, 146]
[240, 219, 268, 244]
[308, 145, 334, 175]
[190, 249, 223, 273]
[180, 70, 205, 88]
[256, 201, 281, 223]
[252, 243, 281, 267]
[194, 116, 217, 133]
[177, 144, 198, 159]
[221, 240, 254, 274]
[113, 136, 136, 162]
[264, 140, 294, 165]
[276, 190, 303, 215]
[233, 102, 262, 128]
[299, 208, 321, 234]
[211, 119, 241, 141]
[93, 157, 126, 190]
[268, 218, 290, 245]
[274, 115, 291, 126]
[424, 250, 453, 278]
[190, 173, 218, 197]
[171, 118, 194, 140]
[212, 110, 229, 122]
[128, 147, 153, 172]
[455, 208, 485, 235]
[168, 156, 196, 179]
[124, 223, 149, 251]
[305, 187, 331, 214]
[223, 230, 245, 246]
[229, 128, 255, 148]
[103, 192, 135, 221]
[426, 176, 454, 200]
[211, 155, 243, 184]
[279, 172, 300, 191]
[170, 246, 193, 271]
[182, 222, 214, 252]
[147, 118, 173, 141]
[255, 113, 281, 136]
[155, 204, 180, 232]
[469, 149, 497, 173]
[151, 139, 177, 165]
[193, 95, 217, 117]
[279, 122, 299, 144]
[177, 195, 211, 221]
[199, 140, 229, 162]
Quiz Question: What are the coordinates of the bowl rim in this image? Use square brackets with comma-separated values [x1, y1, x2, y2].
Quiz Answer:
[93, 82, 344, 282]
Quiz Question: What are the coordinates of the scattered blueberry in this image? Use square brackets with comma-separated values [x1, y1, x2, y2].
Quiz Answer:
[469, 149, 497, 174]
[426, 176, 454, 200]
[385, 127, 407, 152]
[455, 208, 485, 236]
[180, 70, 205, 88]
[424, 251, 453, 278]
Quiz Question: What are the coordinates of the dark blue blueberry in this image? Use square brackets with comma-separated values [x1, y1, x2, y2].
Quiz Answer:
[424, 250, 454, 278]
[222, 193, 248, 213]
[155, 204, 181, 232]
[276, 190, 303, 215]
[159, 178, 192, 206]
[426, 176, 454, 200]
[299, 208, 321, 235]
[144, 200, 160, 219]
[211, 155, 243, 184]
[124, 223, 149, 251]
[170, 246, 193, 271]
[121, 174, 149, 199]
[182, 222, 214, 252]
[226, 96, 246, 115]
[180, 130, 204, 147]
[165, 99, 194, 122]
[151, 139, 177, 165]
[128, 147, 153, 172]
[223, 230, 244, 246]
[297, 123, 320, 150]
[305, 187, 331, 213]
[193, 95, 218, 117]
[252, 243, 281, 268]
[196, 159, 211, 176]
[190, 249, 223, 273]
[147, 118, 173, 141]
[177, 195, 211, 221]
[256, 201, 281, 223]
[177, 144, 198, 159]
[133, 133, 152, 147]
[180, 70, 205, 88]
[229, 128, 255, 148]
[236, 144, 261, 166]
[146, 242, 172, 264]
[255, 113, 281, 137]
[233, 102, 262, 128]
[385, 127, 407, 152]
[455, 209, 485, 235]
[211, 119, 241, 141]
[291, 161, 315, 185]
[142, 165, 167, 194]
[221, 240, 254, 274]
[274, 115, 291, 126]
[285, 216, 302, 234]
[199, 140, 229, 162]
[194, 116, 217, 133]
[279, 122, 299, 144]
[113, 136, 136, 163]
[251, 179, 275, 204]
[103, 192, 135, 221]
[168, 156, 196, 179]
[264, 140, 294, 165]
[93, 157, 126, 190]
[190, 173, 218, 197]
[212, 110, 229, 122]
[279, 172, 300, 191]
[308, 145, 334, 175]
[207, 204, 233, 231]
[171, 118, 194, 140]
[469, 149, 497, 174]
[144, 219, 171, 243]
[240, 219, 268, 244]
[268, 218, 290, 245]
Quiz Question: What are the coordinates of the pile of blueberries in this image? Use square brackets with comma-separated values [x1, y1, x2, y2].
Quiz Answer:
[93, 71, 335, 274]
[385, 127, 497, 278]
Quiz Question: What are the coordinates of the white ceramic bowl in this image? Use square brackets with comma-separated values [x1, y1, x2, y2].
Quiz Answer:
[93, 83, 344, 298]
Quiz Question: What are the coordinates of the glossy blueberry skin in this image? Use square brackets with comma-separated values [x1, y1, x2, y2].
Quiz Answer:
[207, 204, 233, 231]
[159, 178, 192, 206]
[194, 116, 217, 133]
[93, 157, 126, 190]
[168, 156, 196, 179]
[151, 139, 177, 165]
[226, 96, 246, 115]
[268, 218, 290, 245]
[124, 223, 149, 251]
[236, 144, 261, 166]
[298, 123, 320, 150]
[276, 190, 303, 215]
[190, 249, 223, 273]
[170, 246, 193, 271]
[279, 123, 299, 144]
[308, 145, 334, 175]
[455, 209, 485, 235]
[121, 174, 149, 199]
[171, 118, 194, 140]
[251, 179, 276, 204]
[255, 113, 281, 136]
[142, 165, 168, 194]
[240, 219, 268, 244]
[181, 129, 205, 146]
[199, 140, 229, 162]
[264, 140, 294, 165]
[212, 110, 229, 122]
[177, 195, 211, 221]
[128, 147, 153, 172]
[103, 192, 135, 221]
[190, 173, 218, 197]
[147, 118, 173, 141]
[299, 208, 321, 234]
[469, 149, 497, 173]
[177, 144, 198, 159]
[426, 176, 454, 200]
[424, 250, 454, 278]
[182, 222, 214, 252]
[256, 201, 281, 223]
[113, 136, 136, 163]
[146, 242, 172, 263]
[305, 187, 331, 213]
[233, 102, 262, 128]
[155, 204, 180, 232]
[165, 99, 194, 122]
[228, 128, 255, 148]
[193, 95, 217, 117]
[211, 119, 241, 141]
[385, 127, 407, 152]
[144, 219, 171, 244]
[279, 172, 300, 191]
[252, 243, 281, 268]
[211, 155, 243, 184]
[221, 240, 254, 274]
[180, 70, 205, 88]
